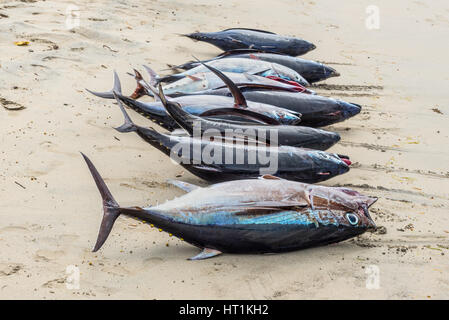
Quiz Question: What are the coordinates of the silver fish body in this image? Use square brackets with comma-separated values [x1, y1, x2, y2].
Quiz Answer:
[160, 58, 309, 86]
[81, 153, 377, 259]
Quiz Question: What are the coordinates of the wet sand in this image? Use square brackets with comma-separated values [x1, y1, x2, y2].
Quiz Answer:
[0, 0, 448, 299]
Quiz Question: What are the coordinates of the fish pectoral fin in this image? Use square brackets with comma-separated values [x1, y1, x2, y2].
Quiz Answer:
[191, 165, 223, 172]
[253, 68, 272, 76]
[167, 179, 200, 193]
[226, 36, 243, 44]
[249, 201, 309, 208]
[188, 248, 222, 261]
[243, 72, 259, 81]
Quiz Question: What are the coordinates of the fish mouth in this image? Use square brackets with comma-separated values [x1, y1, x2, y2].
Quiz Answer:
[360, 207, 377, 229]
[330, 70, 340, 77]
[338, 154, 352, 166]
[341, 158, 352, 166]
[337, 101, 362, 118]
[326, 66, 340, 78]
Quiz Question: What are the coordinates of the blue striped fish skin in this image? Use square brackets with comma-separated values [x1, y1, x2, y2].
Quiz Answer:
[135, 179, 376, 253]
[82, 154, 377, 256]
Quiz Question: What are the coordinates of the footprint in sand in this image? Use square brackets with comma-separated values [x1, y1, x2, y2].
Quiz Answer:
[0, 263, 23, 277]
[0, 225, 30, 233]
[35, 249, 65, 262]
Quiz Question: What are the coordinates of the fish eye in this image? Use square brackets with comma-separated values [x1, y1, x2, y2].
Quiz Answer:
[346, 213, 359, 225]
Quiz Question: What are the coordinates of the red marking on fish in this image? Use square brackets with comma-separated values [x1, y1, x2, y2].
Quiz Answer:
[265, 76, 308, 93]
[249, 54, 260, 60]
[326, 111, 341, 116]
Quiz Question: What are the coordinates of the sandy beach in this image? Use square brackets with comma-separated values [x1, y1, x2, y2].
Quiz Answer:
[0, 0, 448, 299]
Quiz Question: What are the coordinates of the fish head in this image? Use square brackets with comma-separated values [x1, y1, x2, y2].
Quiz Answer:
[309, 151, 351, 181]
[184, 32, 208, 41]
[329, 188, 378, 231]
[317, 130, 341, 150]
[289, 39, 316, 56]
[307, 64, 340, 83]
[309, 188, 377, 240]
[270, 64, 309, 86]
[291, 72, 309, 86]
[337, 100, 362, 120]
[322, 65, 340, 79]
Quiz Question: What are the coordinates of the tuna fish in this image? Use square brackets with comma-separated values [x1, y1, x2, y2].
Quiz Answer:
[158, 57, 310, 86]
[111, 92, 351, 183]
[183, 28, 316, 56]
[192, 89, 362, 128]
[137, 65, 312, 98]
[87, 71, 303, 130]
[82, 154, 376, 260]
[159, 62, 361, 128]
[149, 77, 341, 151]
[171, 49, 339, 83]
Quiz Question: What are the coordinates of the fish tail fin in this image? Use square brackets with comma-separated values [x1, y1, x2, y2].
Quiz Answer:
[86, 70, 122, 99]
[127, 69, 147, 99]
[142, 65, 159, 87]
[130, 68, 161, 102]
[81, 153, 121, 252]
[81, 153, 147, 252]
[112, 91, 137, 133]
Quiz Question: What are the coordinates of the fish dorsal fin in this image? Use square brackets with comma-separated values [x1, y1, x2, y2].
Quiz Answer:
[243, 72, 259, 82]
[142, 65, 158, 87]
[222, 28, 276, 35]
[195, 59, 247, 109]
[186, 75, 202, 82]
[167, 179, 200, 193]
